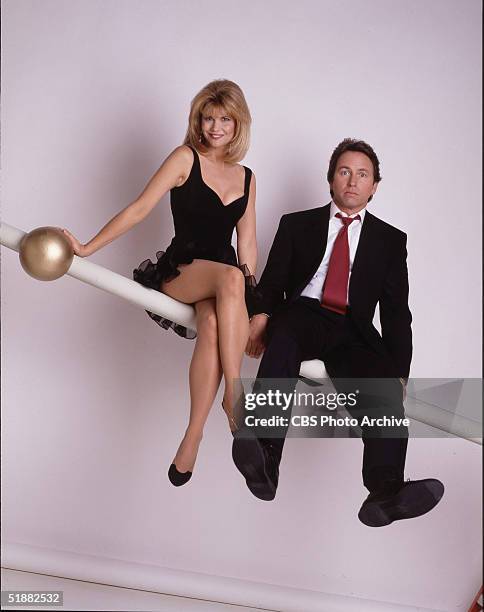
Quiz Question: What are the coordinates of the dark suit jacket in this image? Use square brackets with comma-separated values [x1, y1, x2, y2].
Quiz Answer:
[253, 203, 413, 379]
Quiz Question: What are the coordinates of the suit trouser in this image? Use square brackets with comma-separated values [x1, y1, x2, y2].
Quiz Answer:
[255, 297, 409, 493]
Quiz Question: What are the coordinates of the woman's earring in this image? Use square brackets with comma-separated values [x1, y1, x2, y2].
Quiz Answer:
[199, 133, 203, 143]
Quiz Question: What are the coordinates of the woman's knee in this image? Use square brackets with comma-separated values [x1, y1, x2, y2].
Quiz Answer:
[217, 266, 245, 297]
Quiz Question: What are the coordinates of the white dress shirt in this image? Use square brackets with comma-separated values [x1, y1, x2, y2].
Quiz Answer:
[300, 201, 367, 303]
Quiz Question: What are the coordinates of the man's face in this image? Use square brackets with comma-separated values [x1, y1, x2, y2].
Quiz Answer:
[330, 151, 378, 213]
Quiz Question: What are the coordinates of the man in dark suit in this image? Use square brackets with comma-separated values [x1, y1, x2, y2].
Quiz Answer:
[232, 138, 444, 527]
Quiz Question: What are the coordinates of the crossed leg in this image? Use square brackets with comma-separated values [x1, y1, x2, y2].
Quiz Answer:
[171, 298, 222, 472]
[162, 260, 250, 471]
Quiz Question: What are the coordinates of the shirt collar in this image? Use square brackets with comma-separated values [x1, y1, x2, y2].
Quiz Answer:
[330, 200, 366, 223]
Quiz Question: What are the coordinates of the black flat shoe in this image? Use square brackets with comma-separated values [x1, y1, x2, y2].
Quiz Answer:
[168, 463, 192, 487]
[232, 428, 278, 501]
[358, 478, 444, 527]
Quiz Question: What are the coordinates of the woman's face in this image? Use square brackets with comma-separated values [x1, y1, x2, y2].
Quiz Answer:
[201, 105, 235, 150]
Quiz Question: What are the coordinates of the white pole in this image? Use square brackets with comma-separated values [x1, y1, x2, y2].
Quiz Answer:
[1, 222, 197, 333]
[1, 222, 480, 444]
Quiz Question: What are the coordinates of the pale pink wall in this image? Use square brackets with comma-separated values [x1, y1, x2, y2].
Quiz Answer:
[1, 1, 482, 610]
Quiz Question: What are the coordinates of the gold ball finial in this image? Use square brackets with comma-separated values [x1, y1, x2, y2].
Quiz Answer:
[19, 226, 74, 281]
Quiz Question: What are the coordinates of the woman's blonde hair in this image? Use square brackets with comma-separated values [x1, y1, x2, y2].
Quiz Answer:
[184, 79, 251, 164]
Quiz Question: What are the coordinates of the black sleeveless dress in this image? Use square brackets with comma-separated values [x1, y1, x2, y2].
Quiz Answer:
[132, 145, 259, 339]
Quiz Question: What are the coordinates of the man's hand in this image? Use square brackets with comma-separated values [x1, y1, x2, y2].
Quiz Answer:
[245, 314, 269, 358]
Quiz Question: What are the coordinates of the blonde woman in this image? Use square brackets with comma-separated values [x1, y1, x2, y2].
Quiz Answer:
[63, 80, 257, 486]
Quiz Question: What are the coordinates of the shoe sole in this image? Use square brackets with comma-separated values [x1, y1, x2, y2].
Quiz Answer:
[358, 479, 445, 527]
[232, 432, 277, 501]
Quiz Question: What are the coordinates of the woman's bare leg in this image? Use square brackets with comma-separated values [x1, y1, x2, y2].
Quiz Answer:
[162, 260, 249, 431]
[172, 298, 222, 472]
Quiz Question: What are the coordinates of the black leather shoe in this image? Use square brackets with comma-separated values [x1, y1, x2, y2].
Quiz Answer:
[168, 463, 192, 487]
[232, 428, 279, 501]
[358, 478, 444, 527]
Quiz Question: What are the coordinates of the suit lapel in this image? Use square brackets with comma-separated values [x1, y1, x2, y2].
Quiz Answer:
[348, 210, 376, 303]
[309, 203, 331, 266]
[292, 204, 331, 299]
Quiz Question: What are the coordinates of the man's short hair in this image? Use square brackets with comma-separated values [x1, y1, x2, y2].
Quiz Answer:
[327, 138, 382, 202]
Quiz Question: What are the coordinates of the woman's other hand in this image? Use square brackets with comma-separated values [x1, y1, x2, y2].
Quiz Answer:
[245, 314, 269, 358]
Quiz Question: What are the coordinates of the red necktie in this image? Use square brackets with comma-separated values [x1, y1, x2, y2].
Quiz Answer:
[320, 212, 360, 315]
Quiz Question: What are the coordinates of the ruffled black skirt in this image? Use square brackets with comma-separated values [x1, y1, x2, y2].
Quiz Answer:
[132, 240, 260, 339]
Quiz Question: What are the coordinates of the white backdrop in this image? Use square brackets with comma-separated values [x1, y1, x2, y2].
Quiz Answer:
[1, 1, 482, 610]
